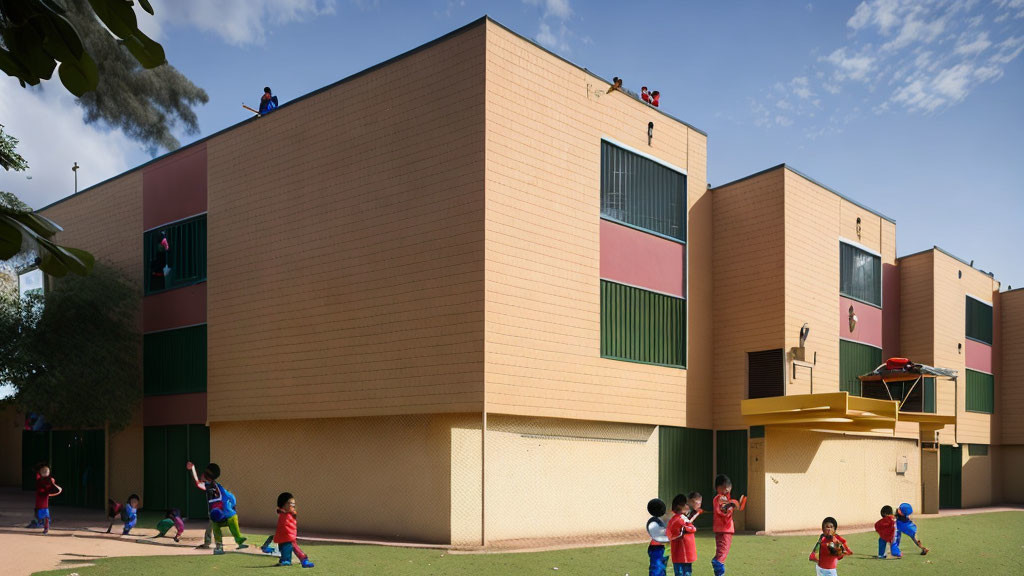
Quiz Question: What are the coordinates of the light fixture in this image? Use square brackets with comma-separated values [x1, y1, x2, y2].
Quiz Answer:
[799, 323, 810, 347]
[856, 217, 862, 239]
[958, 343, 962, 354]
[648, 122, 654, 146]
[848, 305, 858, 332]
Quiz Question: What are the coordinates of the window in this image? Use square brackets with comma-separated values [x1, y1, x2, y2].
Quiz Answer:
[839, 339, 882, 397]
[864, 378, 932, 412]
[144, 215, 207, 294]
[923, 377, 936, 413]
[144, 325, 207, 396]
[965, 369, 994, 414]
[748, 349, 784, 399]
[967, 444, 989, 456]
[965, 296, 993, 345]
[600, 141, 686, 241]
[600, 280, 685, 367]
[840, 242, 881, 306]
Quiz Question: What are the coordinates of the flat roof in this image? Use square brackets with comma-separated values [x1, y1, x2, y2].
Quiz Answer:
[710, 164, 896, 224]
[898, 246, 997, 279]
[40, 15, 705, 213]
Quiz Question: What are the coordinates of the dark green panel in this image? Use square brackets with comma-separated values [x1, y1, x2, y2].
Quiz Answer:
[600, 141, 687, 241]
[600, 280, 685, 368]
[840, 242, 881, 306]
[968, 444, 989, 456]
[165, 425, 189, 513]
[965, 297, 993, 345]
[144, 426, 168, 510]
[144, 215, 207, 294]
[22, 431, 50, 491]
[82, 429, 105, 509]
[186, 425, 211, 519]
[839, 340, 881, 397]
[924, 378, 936, 413]
[144, 325, 207, 396]
[965, 370, 994, 414]
[49, 431, 76, 506]
[939, 444, 962, 509]
[716, 430, 748, 499]
[749, 426, 765, 439]
[659, 426, 713, 528]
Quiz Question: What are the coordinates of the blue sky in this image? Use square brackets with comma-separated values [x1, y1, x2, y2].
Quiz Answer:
[1, 0, 1022, 287]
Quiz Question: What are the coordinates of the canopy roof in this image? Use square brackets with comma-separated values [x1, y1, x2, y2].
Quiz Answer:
[858, 363, 958, 384]
[741, 391, 956, 433]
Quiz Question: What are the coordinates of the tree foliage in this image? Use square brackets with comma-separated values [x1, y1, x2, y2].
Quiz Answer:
[1, 190, 95, 277]
[0, 124, 28, 171]
[1, 263, 140, 432]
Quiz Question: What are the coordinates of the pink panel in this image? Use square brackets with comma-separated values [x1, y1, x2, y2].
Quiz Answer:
[882, 263, 900, 359]
[143, 283, 207, 333]
[144, 393, 207, 426]
[143, 143, 207, 230]
[965, 339, 993, 374]
[600, 220, 684, 297]
[839, 296, 882, 348]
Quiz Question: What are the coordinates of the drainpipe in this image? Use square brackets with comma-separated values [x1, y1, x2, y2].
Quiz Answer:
[481, 410, 487, 547]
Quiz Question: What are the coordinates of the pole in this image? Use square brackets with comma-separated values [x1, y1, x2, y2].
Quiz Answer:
[72, 162, 79, 193]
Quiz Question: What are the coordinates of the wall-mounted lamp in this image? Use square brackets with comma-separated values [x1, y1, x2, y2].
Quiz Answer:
[648, 122, 654, 146]
[958, 343, 963, 354]
[958, 270, 962, 279]
[799, 323, 810, 347]
[856, 217, 862, 240]
[848, 305, 858, 332]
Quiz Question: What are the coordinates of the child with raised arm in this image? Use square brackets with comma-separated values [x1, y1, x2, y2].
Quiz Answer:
[711, 474, 745, 576]
[186, 461, 248, 555]
[31, 463, 62, 534]
[808, 516, 852, 576]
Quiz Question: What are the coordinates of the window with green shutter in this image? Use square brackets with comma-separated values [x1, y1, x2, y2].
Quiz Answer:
[144, 215, 207, 294]
[839, 339, 882, 397]
[965, 369, 994, 413]
[600, 141, 686, 241]
[840, 242, 881, 307]
[965, 296, 993, 345]
[144, 325, 207, 396]
[600, 280, 685, 368]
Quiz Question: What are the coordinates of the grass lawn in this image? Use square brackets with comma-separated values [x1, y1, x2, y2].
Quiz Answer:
[35, 511, 1024, 575]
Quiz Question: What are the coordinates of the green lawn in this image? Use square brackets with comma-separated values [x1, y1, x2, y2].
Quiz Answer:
[35, 512, 1024, 575]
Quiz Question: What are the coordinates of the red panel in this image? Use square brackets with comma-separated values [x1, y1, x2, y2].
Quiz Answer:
[144, 393, 207, 426]
[840, 296, 882, 348]
[143, 143, 207, 230]
[600, 219, 685, 298]
[965, 339, 993, 374]
[882, 263, 900, 359]
[143, 283, 207, 333]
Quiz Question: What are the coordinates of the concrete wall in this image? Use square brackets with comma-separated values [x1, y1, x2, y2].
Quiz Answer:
[961, 447, 993, 508]
[710, 168, 785, 429]
[482, 20, 710, 427]
[1000, 290, 1024, 445]
[482, 415, 657, 542]
[762, 427, 919, 532]
[995, 445, 1024, 503]
[0, 405, 21, 486]
[205, 24, 487, 422]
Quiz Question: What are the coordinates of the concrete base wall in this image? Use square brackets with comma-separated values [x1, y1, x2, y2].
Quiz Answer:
[996, 445, 1024, 504]
[762, 428, 920, 532]
[961, 448, 994, 508]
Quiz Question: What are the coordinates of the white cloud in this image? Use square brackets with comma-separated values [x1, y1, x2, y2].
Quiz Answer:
[848, 1, 872, 30]
[524, 0, 574, 52]
[141, 0, 336, 47]
[931, 63, 973, 102]
[824, 48, 875, 81]
[955, 32, 992, 56]
[791, 76, 813, 99]
[990, 36, 1024, 64]
[0, 84, 137, 210]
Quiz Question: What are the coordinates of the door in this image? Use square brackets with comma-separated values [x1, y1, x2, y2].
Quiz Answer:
[659, 426, 713, 527]
[939, 444, 962, 509]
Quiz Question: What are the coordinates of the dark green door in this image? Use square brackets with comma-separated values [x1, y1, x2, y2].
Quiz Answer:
[939, 445, 962, 509]
[659, 426, 713, 527]
[716, 430, 748, 499]
[22, 431, 50, 490]
[144, 424, 211, 518]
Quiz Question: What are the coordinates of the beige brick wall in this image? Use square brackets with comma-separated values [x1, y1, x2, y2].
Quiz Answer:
[482, 414, 657, 542]
[898, 251, 934, 365]
[205, 26, 487, 422]
[711, 169, 785, 429]
[109, 417, 144, 504]
[763, 427, 919, 532]
[995, 444, 1024, 503]
[482, 21, 709, 426]
[1000, 290, 1024, 444]
[961, 449, 993, 507]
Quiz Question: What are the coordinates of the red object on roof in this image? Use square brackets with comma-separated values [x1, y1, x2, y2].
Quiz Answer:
[886, 358, 913, 370]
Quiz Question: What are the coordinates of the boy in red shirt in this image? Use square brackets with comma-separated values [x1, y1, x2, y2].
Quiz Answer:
[874, 505, 897, 558]
[264, 492, 314, 568]
[711, 474, 745, 576]
[31, 464, 62, 535]
[666, 492, 702, 576]
[808, 516, 852, 575]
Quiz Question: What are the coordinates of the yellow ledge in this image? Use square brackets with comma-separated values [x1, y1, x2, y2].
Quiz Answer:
[742, 393, 956, 433]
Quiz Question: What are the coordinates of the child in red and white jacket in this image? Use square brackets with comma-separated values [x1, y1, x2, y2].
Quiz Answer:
[809, 516, 852, 576]
[263, 492, 314, 568]
[666, 492, 702, 576]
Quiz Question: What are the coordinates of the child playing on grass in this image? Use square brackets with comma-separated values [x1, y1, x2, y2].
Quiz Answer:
[874, 505, 897, 558]
[894, 503, 929, 555]
[711, 474, 745, 576]
[119, 494, 140, 535]
[186, 461, 248, 555]
[260, 492, 314, 567]
[29, 463, 62, 534]
[645, 498, 669, 576]
[666, 492, 702, 576]
[156, 508, 186, 542]
[808, 516, 852, 576]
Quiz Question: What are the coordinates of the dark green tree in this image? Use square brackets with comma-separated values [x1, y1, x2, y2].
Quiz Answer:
[1, 190, 95, 277]
[1, 263, 140, 432]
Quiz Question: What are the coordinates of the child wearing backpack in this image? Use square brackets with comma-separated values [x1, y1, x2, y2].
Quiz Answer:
[187, 461, 248, 555]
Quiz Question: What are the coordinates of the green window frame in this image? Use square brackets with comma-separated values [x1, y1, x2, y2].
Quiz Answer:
[967, 444, 989, 456]
[839, 339, 882, 397]
[840, 241, 881, 307]
[600, 280, 685, 368]
[600, 141, 686, 241]
[144, 325, 207, 396]
[965, 296, 993, 345]
[144, 215, 207, 294]
[923, 377, 936, 413]
[965, 369, 994, 414]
